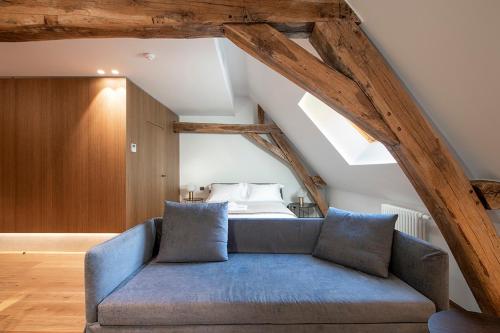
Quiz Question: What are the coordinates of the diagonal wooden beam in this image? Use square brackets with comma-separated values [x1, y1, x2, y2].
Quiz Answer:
[243, 133, 288, 163]
[472, 180, 500, 210]
[224, 23, 399, 147]
[0, 0, 357, 42]
[270, 132, 328, 216]
[257, 105, 266, 125]
[311, 175, 327, 187]
[249, 106, 328, 216]
[173, 122, 281, 134]
[310, 20, 500, 315]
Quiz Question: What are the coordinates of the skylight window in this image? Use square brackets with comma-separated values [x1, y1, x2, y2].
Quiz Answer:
[298, 93, 396, 166]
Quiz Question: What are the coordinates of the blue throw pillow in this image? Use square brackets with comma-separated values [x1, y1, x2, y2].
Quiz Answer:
[157, 201, 229, 262]
[313, 207, 397, 278]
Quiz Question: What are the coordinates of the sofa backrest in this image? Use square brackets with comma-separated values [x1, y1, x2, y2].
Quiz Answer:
[152, 217, 323, 256]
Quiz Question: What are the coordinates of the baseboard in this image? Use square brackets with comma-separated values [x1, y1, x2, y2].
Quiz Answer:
[0, 233, 117, 252]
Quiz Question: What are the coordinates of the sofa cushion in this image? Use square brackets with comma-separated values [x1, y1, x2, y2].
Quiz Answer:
[313, 207, 397, 277]
[98, 254, 435, 326]
[157, 201, 228, 262]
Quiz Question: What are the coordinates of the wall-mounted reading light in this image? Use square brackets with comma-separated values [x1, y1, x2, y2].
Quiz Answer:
[97, 69, 105, 75]
[111, 69, 120, 75]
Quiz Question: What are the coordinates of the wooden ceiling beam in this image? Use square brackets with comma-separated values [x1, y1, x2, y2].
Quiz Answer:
[257, 105, 266, 125]
[243, 133, 288, 163]
[472, 180, 500, 210]
[0, 0, 357, 42]
[311, 175, 327, 187]
[224, 23, 399, 147]
[310, 19, 500, 315]
[247, 106, 328, 216]
[270, 132, 328, 216]
[173, 122, 281, 134]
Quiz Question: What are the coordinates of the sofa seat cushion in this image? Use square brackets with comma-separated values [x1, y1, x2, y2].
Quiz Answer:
[98, 254, 435, 326]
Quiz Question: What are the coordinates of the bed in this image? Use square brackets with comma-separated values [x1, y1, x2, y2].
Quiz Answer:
[227, 201, 297, 219]
[205, 183, 297, 219]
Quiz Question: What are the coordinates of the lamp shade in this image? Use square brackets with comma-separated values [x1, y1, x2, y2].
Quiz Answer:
[187, 184, 196, 192]
[297, 189, 307, 197]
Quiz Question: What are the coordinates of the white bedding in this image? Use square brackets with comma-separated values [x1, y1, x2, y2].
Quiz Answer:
[228, 201, 297, 219]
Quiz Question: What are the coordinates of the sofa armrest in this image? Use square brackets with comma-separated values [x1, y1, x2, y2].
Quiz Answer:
[390, 231, 449, 311]
[85, 220, 156, 323]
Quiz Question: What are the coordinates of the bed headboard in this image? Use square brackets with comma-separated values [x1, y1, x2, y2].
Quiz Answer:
[209, 182, 284, 199]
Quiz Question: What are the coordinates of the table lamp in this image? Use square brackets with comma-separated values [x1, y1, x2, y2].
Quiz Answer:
[297, 189, 306, 207]
[187, 184, 196, 200]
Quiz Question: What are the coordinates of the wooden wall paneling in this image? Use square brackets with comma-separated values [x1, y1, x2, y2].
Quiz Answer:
[13, 79, 51, 232]
[163, 100, 180, 203]
[126, 80, 149, 228]
[0, 79, 16, 231]
[48, 79, 91, 233]
[0, 78, 126, 232]
[125, 80, 140, 229]
[126, 80, 179, 229]
[87, 78, 127, 233]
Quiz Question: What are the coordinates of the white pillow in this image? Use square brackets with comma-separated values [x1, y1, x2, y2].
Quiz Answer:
[206, 183, 247, 202]
[246, 183, 284, 202]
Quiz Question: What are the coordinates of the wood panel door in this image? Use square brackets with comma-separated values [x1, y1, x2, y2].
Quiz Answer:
[146, 121, 168, 219]
[126, 80, 179, 229]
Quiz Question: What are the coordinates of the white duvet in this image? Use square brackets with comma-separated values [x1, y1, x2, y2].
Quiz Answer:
[227, 201, 297, 219]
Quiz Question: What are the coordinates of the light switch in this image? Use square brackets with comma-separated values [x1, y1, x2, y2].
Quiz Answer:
[130, 143, 137, 153]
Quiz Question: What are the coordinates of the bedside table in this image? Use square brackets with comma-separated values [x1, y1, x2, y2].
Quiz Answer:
[287, 202, 317, 218]
[183, 197, 204, 203]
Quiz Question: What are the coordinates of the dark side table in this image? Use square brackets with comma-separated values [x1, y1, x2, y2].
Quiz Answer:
[183, 197, 204, 204]
[428, 309, 500, 333]
[287, 202, 317, 217]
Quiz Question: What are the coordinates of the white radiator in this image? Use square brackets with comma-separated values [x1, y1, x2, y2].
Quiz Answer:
[381, 204, 430, 240]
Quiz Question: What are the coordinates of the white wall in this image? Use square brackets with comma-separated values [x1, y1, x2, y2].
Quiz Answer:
[179, 98, 313, 203]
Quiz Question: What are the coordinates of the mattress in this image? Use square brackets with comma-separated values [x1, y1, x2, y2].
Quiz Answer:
[228, 201, 297, 219]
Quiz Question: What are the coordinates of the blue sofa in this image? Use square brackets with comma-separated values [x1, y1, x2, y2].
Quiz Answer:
[85, 218, 449, 333]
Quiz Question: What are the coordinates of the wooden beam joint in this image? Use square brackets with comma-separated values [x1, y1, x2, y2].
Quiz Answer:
[472, 180, 500, 210]
[243, 133, 288, 163]
[224, 23, 399, 147]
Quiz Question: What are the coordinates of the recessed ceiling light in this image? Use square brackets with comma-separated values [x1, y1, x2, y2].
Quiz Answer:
[97, 69, 105, 75]
[111, 69, 119, 75]
[142, 52, 156, 61]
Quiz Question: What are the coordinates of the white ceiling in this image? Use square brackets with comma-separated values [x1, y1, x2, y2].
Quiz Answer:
[0, 38, 235, 115]
[0, 0, 499, 205]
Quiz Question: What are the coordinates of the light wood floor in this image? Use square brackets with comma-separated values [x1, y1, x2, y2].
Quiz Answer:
[0, 252, 85, 333]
